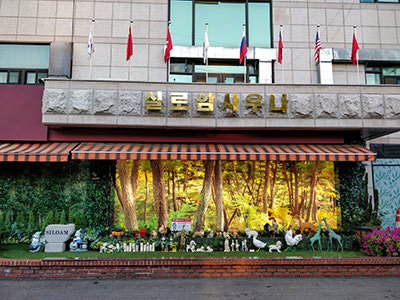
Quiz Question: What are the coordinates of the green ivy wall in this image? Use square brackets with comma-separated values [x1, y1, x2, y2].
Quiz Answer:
[0, 160, 115, 230]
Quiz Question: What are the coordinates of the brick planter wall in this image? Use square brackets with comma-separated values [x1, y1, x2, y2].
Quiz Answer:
[1, 257, 399, 278]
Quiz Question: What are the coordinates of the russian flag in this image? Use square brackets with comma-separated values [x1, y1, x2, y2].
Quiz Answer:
[278, 29, 283, 64]
[239, 28, 247, 64]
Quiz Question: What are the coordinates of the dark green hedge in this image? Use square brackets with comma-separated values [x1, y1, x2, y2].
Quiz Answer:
[335, 162, 365, 233]
[0, 160, 115, 234]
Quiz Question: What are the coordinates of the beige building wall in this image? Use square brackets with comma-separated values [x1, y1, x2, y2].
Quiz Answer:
[273, 0, 400, 84]
[0, 0, 399, 84]
[0, 0, 169, 82]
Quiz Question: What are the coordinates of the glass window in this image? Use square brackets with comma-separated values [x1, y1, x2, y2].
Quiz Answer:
[9, 72, 19, 84]
[195, 64, 249, 74]
[0, 72, 7, 83]
[365, 65, 400, 85]
[361, 0, 399, 2]
[382, 67, 400, 76]
[195, 1, 245, 47]
[37, 72, 48, 83]
[170, 62, 193, 73]
[26, 72, 36, 84]
[0, 44, 49, 69]
[170, 0, 271, 48]
[366, 73, 381, 85]
[170, 0, 193, 45]
[249, 1, 271, 47]
[0, 44, 49, 85]
[170, 74, 193, 83]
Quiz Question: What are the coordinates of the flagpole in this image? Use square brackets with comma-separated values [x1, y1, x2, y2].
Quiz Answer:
[243, 24, 247, 83]
[89, 19, 94, 80]
[205, 23, 209, 83]
[354, 25, 360, 85]
[280, 25, 284, 84]
[128, 20, 133, 81]
[167, 21, 171, 82]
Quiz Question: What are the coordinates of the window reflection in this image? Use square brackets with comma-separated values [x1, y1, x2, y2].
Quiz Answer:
[170, 0, 271, 48]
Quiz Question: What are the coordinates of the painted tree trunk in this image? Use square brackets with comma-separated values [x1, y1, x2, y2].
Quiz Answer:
[269, 162, 278, 209]
[262, 161, 270, 213]
[306, 162, 319, 222]
[144, 170, 148, 222]
[172, 170, 177, 211]
[214, 160, 224, 231]
[294, 163, 299, 215]
[282, 162, 293, 211]
[150, 160, 168, 229]
[115, 160, 139, 230]
[193, 160, 215, 232]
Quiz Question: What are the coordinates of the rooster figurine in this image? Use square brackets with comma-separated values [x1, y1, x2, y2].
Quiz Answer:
[245, 228, 267, 251]
[284, 226, 303, 251]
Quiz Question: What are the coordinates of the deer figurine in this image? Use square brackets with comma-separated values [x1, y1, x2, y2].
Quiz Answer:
[321, 218, 343, 252]
[309, 224, 323, 251]
[294, 215, 317, 237]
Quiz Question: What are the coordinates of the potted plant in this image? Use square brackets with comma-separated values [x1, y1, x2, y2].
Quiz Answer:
[352, 175, 382, 247]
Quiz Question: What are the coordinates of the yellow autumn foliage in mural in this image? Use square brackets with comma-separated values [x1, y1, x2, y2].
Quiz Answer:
[115, 160, 339, 232]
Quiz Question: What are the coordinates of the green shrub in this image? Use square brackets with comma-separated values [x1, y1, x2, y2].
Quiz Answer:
[54, 211, 60, 224]
[41, 210, 54, 232]
[16, 211, 25, 229]
[59, 210, 66, 224]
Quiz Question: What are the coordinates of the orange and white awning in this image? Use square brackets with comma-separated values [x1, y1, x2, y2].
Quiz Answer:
[0, 142, 77, 162]
[70, 142, 376, 162]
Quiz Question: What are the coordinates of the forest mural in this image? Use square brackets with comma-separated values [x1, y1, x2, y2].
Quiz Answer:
[114, 160, 339, 233]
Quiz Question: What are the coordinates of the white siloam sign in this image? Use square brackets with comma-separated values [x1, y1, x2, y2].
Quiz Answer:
[44, 224, 75, 252]
[171, 218, 191, 232]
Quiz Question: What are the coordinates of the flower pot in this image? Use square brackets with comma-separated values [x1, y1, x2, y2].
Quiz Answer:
[354, 226, 373, 247]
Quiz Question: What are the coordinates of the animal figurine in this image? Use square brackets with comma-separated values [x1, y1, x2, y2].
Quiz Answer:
[207, 229, 214, 238]
[186, 240, 197, 252]
[29, 231, 42, 252]
[268, 241, 282, 253]
[310, 224, 323, 251]
[251, 235, 268, 252]
[244, 228, 259, 239]
[192, 230, 204, 238]
[206, 246, 214, 252]
[264, 218, 279, 236]
[223, 232, 230, 252]
[321, 218, 343, 252]
[294, 215, 317, 237]
[196, 246, 205, 252]
[284, 226, 303, 251]
[245, 228, 267, 251]
[151, 229, 158, 238]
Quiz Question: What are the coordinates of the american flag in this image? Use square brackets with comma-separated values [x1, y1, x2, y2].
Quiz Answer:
[314, 30, 322, 63]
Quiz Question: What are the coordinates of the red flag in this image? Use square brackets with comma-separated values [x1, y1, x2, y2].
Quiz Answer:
[126, 25, 133, 61]
[351, 32, 359, 65]
[278, 30, 283, 64]
[164, 28, 173, 63]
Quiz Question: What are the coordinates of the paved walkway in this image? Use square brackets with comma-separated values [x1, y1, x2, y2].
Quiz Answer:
[1, 276, 399, 300]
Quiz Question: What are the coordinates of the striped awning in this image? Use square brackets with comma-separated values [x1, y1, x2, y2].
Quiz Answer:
[71, 142, 376, 162]
[0, 143, 77, 162]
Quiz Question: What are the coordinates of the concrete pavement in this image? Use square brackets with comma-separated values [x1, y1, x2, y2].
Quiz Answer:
[1, 276, 399, 300]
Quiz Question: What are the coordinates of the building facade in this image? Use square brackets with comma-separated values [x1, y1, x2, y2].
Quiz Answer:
[0, 0, 399, 229]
